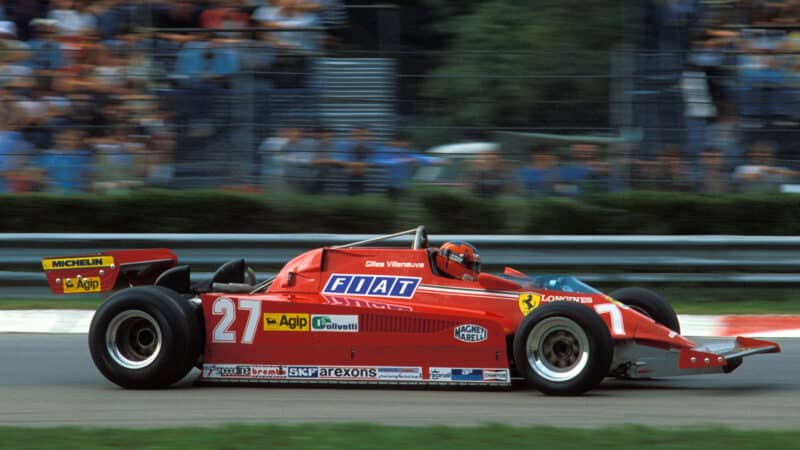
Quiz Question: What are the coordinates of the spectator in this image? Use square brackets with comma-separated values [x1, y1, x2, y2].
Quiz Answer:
[200, 1, 251, 31]
[306, 126, 339, 194]
[146, 132, 176, 188]
[26, 19, 64, 70]
[733, 141, 796, 192]
[0, 21, 32, 84]
[467, 151, 505, 198]
[518, 147, 559, 196]
[642, 145, 695, 192]
[39, 129, 93, 193]
[696, 148, 729, 193]
[259, 126, 300, 191]
[254, 0, 320, 52]
[0, 107, 33, 193]
[333, 126, 374, 196]
[555, 143, 609, 196]
[47, 0, 98, 37]
[373, 132, 443, 200]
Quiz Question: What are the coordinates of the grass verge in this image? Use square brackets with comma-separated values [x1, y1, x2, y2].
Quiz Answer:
[0, 423, 798, 450]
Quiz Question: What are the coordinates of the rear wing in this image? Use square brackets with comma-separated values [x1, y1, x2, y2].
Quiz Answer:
[42, 249, 178, 295]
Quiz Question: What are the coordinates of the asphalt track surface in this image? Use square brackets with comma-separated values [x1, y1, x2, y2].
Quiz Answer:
[1, 334, 798, 429]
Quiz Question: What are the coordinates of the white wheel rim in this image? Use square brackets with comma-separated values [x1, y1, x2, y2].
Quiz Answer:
[105, 310, 162, 370]
[526, 317, 590, 382]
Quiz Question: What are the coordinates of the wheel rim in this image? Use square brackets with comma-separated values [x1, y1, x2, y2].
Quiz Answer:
[526, 317, 590, 382]
[105, 310, 162, 370]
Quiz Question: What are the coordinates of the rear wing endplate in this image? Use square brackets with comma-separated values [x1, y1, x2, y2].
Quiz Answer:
[42, 248, 178, 295]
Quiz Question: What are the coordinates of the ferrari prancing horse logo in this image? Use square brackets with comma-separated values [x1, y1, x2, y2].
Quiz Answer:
[518, 292, 542, 316]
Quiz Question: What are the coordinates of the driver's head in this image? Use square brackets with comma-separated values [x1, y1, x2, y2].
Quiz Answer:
[435, 241, 480, 281]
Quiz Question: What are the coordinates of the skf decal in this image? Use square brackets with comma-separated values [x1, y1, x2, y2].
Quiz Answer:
[42, 256, 114, 271]
[322, 274, 421, 299]
[287, 366, 320, 378]
[63, 276, 101, 293]
[263, 313, 310, 331]
[518, 292, 542, 316]
[453, 324, 488, 343]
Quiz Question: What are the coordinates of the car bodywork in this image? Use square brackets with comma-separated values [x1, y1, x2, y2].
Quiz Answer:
[42, 226, 780, 390]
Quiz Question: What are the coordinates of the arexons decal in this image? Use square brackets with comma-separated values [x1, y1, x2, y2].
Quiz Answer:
[318, 366, 378, 379]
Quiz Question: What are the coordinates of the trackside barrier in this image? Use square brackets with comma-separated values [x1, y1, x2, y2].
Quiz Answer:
[2, 234, 800, 288]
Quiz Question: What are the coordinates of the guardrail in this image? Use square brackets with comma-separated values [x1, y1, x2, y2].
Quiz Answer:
[1, 234, 799, 294]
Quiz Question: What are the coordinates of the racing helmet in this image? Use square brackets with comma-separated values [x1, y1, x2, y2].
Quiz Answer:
[435, 241, 481, 281]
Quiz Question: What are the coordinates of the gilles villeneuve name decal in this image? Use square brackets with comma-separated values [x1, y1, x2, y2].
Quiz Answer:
[322, 274, 422, 299]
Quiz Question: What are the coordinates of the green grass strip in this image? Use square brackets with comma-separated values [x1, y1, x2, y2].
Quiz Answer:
[0, 424, 799, 450]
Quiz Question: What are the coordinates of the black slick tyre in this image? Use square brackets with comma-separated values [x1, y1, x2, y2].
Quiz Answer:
[88, 286, 204, 389]
[513, 302, 613, 396]
[609, 287, 680, 333]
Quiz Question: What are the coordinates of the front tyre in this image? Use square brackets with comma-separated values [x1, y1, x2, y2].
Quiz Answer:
[89, 286, 203, 389]
[609, 287, 680, 333]
[513, 302, 613, 396]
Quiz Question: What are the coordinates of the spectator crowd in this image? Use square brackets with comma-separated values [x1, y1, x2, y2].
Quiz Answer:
[0, 0, 345, 194]
[1, 0, 799, 198]
[636, 0, 800, 171]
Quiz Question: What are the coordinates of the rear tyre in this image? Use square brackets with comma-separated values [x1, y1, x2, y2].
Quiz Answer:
[88, 286, 203, 389]
[513, 302, 613, 396]
[609, 287, 680, 333]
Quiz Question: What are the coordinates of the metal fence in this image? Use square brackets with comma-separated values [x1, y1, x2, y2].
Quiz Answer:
[4, 234, 800, 296]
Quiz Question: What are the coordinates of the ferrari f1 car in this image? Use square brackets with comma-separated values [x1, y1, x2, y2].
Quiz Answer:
[42, 226, 780, 395]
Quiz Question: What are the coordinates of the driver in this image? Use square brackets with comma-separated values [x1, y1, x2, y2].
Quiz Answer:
[435, 241, 481, 281]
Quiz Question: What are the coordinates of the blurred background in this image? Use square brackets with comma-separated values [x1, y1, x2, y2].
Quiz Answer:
[2, 0, 800, 233]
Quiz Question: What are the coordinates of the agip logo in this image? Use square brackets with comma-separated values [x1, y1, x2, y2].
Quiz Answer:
[263, 313, 310, 331]
[63, 276, 101, 293]
[322, 274, 421, 299]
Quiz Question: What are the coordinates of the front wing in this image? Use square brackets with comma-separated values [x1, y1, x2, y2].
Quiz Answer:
[612, 337, 780, 379]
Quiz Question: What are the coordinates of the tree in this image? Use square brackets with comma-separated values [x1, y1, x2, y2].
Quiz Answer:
[419, 0, 623, 143]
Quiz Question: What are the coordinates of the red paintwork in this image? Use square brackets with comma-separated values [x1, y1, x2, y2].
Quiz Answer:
[199, 246, 709, 380]
[43, 241, 780, 384]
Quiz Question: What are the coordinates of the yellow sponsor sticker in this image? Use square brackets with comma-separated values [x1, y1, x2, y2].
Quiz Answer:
[42, 256, 114, 271]
[518, 292, 542, 316]
[63, 276, 102, 293]
[263, 313, 310, 331]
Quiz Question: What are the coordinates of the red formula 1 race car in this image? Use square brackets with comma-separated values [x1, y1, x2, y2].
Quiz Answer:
[42, 226, 780, 395]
